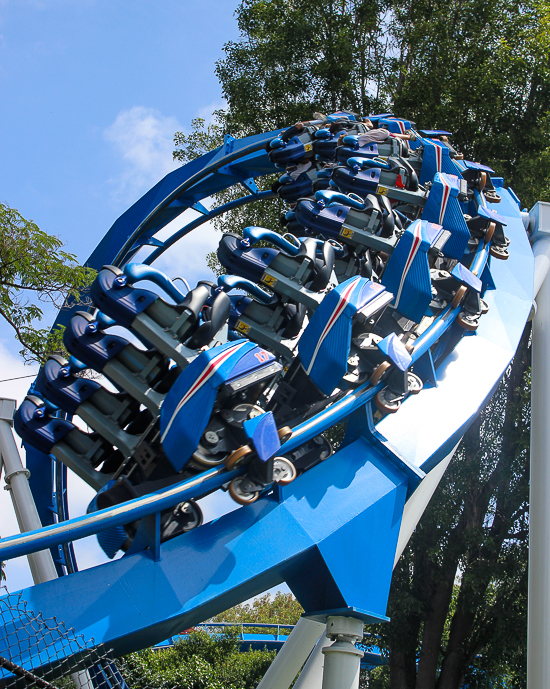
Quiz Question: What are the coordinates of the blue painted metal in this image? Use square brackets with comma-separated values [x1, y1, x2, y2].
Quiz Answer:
[0, 437, 407, 666]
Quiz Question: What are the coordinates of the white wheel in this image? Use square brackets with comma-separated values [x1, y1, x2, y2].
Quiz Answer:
[272, 457, 297, 485]
[407, 372, 423, 394]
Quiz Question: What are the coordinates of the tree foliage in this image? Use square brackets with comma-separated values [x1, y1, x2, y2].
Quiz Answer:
[390, 0, 550, 207]
[0, 203, 95, 363]
[369, 325, 531, 689]
[216, 0, 393, 133]
[119, 628, 275, 689]
[210, 591, 304, 627]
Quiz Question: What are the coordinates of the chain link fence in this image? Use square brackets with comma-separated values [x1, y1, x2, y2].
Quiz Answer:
[0, 586, 126, 689]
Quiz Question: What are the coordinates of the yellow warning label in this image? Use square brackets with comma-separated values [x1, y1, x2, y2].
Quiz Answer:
[236, 321, 251, 334]
[340, 227, 355, 239]
[377, 185, 389, 196]
[304, 142, 313, 152]
[262, 273, 278, 287]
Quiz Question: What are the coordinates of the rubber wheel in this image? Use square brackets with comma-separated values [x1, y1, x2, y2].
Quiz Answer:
[490, 245, 509, 260]
[480, 298, 489, 315]
[476, 171, 487, 191]
[457, 312, 479, 331]
[224, 445, 253, 470]
[278, 426, 293, 444]
[229, 476, 260, 505]
[484, 190, 501, 203]
[407, 373, 423, 395]
[451, 285, 467, 310]
[375, 389, 401, 414]
[369, 361, 391, 386]
[178, 500, 204, 532]
[272, 457, 297, 485]
[192, 443, 227, 467]
[484, 221, 495, 245]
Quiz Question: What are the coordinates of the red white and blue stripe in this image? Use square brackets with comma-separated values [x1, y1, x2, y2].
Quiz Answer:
[161, 342, 248, 442]
[304, 276, 362, 374]
[393, 222, 423, 309]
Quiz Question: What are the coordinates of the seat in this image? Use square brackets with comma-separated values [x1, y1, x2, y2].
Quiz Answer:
[14, 396, 118, 490]
[63, 311, 168, 412]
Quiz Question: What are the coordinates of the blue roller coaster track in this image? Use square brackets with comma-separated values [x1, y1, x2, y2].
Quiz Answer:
[0, 113, 533, 681]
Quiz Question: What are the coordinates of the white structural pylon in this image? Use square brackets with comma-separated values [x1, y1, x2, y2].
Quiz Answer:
[528, 201, 550, 689]
[0, 397, 90, 689]
[321, 616, 364, 689]
[0, 398, 57, 583]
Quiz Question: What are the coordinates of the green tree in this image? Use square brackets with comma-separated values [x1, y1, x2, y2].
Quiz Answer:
[210, 591, 304, 627]
[390, 0, 550, 207]
[215, 0, 393, 134]
[368, 325, 531, 689]
[0, 203, 95, 363]
[119, 628, 275, 689]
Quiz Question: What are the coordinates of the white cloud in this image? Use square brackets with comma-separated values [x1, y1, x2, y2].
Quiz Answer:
[103, 106, 181, 205]
[195, 100, 227, 125]
[152, 213, 221, 289]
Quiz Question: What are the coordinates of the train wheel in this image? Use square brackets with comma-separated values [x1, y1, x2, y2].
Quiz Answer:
[278, 426, 293, 443]
[375, 389, 401, 414]
[490, 245, 509, 260]
[229, 476, 260, 505]
[457, 312, 479, 331]
[225, 445, 253, 470]
[369, 361, 391, 386]
[451, 285, 467, 310]
[272, 457, 297, 486]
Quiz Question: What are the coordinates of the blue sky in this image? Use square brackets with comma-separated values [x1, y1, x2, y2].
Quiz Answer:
[1, 0, 240, 264]
[0, 0, 263, 591]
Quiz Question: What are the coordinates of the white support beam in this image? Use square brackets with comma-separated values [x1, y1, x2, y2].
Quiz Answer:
[528, 201, 550, 689]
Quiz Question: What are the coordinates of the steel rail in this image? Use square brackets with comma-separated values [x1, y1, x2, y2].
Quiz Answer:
[0, 465, 243, 562]
[113, 136, 279, 266]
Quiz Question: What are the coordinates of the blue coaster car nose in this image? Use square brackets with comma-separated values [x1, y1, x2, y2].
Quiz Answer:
[90, 265, 158, 330]
[217, 233, 278, 283]
[331, 166, 381, 197]
[35, 355, 102, 415]
[63, 311, 128, 372]
[14, 395, 75, 456]
[268, 137, 308, 166]
[159, 340, 279, 472]
[275, 172, 314, 201]
[294, 198, 350, 239]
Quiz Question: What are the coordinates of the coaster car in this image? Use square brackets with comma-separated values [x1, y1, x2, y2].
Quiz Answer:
[271, 162, 331, 202]
[293, 190, 399, 256]
[336, 132, 407, 166]
[421, 172, 471, 260]
[90, 265, 231, 369]
[415, 137, 464, 184]
[268, 114, 370, 168]
[217, 226, 336, 311]
[331, 154, 419, 196]
[221, 277, 306, 361]
[268, 276, 393, 418]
